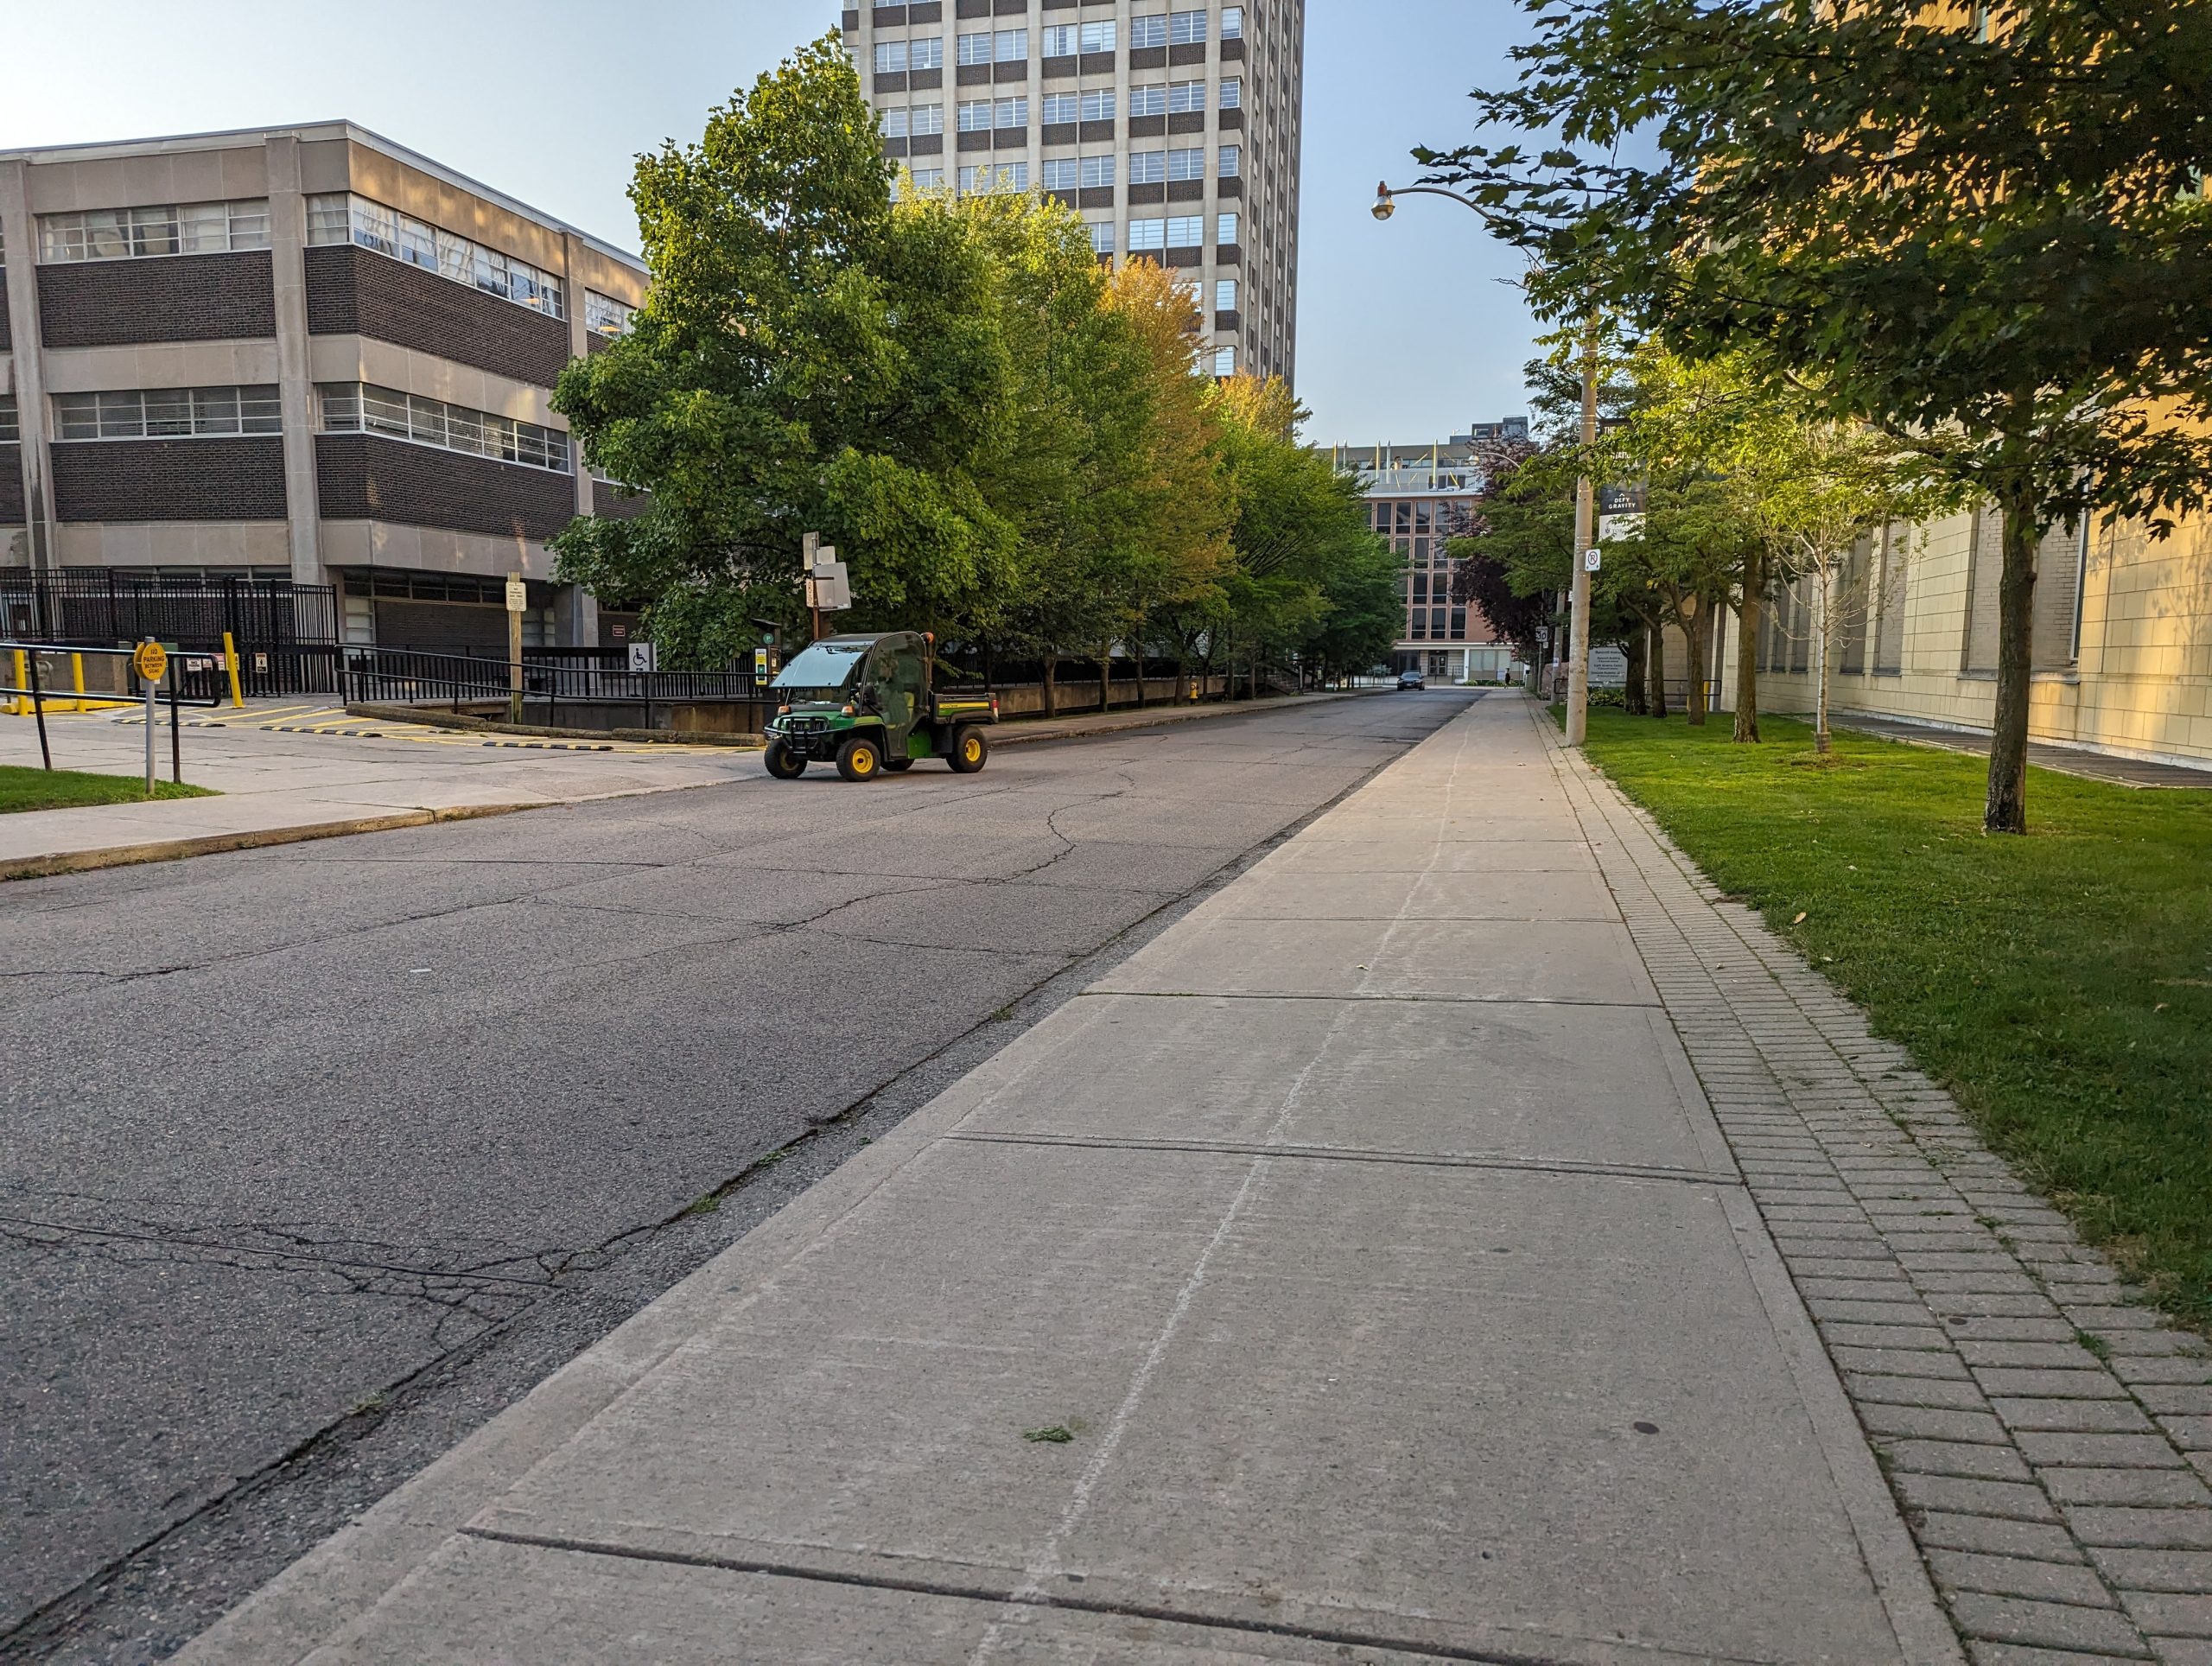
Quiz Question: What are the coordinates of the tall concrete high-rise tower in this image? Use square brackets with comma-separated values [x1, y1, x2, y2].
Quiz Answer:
[842, 0, 1304, 385]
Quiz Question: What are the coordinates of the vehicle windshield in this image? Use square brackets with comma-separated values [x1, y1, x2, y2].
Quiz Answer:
[772, 641, 869, 698]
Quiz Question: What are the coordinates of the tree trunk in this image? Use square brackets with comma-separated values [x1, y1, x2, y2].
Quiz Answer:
[1683, 597, 1711, 727]
[1099, 639, 1114, 714]
[1624, 632, 1648, 716]
[1648, 622, 1669, 718]
[1733, 549, 1764, 743]
[1986, 498, 2040, 834]
[1814, 570, 1831, 756]
[1042, 653, 1059, 719]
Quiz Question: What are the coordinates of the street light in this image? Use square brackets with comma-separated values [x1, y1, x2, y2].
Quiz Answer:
[1371, 182, 1597, 746]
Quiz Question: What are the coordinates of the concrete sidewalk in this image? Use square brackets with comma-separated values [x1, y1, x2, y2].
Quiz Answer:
[177, 694, 1956, 1664]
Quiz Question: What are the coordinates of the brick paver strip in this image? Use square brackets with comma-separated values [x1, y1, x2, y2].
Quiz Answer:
[1535, 706, 2212, 1663]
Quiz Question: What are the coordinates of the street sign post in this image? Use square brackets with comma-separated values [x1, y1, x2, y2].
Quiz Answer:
[135, 639, 166, 792]
[505, 574, 526, 724]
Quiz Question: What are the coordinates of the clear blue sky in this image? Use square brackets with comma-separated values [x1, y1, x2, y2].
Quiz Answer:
[0, 0, 1539, 446]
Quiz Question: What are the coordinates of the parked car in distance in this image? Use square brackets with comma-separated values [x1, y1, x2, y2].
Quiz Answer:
[1396, 669, 1427, 690]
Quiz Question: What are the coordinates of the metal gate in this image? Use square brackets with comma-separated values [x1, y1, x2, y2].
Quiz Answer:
[0, 572, 340, 695]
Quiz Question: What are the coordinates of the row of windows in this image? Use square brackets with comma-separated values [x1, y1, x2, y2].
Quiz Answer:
[873, 8, 1240, 73]
[1405, 608, 1471, 643]
[319, 384, 571, 473]
[306, 194, 566, 321]
[584, 290, 637, 336]
[54, 386, 283, 440]
[38, 200, 271, 263]
[0, 396, 16, 443]
[1034, 88, 1236, 124]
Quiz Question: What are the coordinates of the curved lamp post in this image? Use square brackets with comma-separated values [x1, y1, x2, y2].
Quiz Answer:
[1372, 182, 1597, 745]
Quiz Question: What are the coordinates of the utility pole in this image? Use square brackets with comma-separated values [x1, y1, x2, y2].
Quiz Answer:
[1566, 315, 1599, 746]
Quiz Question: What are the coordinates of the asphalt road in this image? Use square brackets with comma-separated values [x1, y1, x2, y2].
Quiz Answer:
[0, 689, 1478, 1662]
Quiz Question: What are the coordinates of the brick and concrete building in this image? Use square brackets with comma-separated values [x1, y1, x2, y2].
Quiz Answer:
[846, 0, 1302, 385]
[0, 123, 648, 651]
[1336, 426, 1522, 684]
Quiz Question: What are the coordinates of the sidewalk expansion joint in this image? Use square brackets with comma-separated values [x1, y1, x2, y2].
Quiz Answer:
[943, 1129, 1743, 1188]
[457, 1526, 1692, 1666]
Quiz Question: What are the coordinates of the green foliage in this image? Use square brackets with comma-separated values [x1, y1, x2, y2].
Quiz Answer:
[550, 34, 1376, 686]
[1421, 0, 2212, 815]
[1582, 709, 2212, 1334]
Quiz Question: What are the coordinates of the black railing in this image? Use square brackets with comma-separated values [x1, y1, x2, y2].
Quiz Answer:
[342, 646, 764, 728]
[0, 572, 340, 696]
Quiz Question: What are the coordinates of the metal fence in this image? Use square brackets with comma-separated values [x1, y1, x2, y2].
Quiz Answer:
[341, 646, 764, 728]
[0, 572, 340, 696]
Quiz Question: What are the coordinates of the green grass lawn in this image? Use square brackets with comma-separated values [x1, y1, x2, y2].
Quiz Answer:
[0, 763, 215, 814]
[1577, 709, 2212, 1332]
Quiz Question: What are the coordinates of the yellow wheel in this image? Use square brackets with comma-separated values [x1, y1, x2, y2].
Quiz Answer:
[948, 726, 989, 774]
[836, 735, 882, 781]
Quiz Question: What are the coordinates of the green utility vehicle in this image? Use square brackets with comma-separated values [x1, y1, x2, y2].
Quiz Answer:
[763, 633, 1000, 781]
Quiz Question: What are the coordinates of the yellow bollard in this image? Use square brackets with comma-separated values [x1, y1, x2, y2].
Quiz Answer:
[223, 631, 245, 708]
[10, 649, 25, 717]
[69, 652, 86, 715]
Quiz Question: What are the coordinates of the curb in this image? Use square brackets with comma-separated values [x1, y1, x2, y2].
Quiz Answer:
[0, 802, 546, 884]
[993, 689, 1383, 747]
[343, 705, 764, 748]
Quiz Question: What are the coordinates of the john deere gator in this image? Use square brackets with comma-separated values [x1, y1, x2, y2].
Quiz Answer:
[763, 633, 1000, 781]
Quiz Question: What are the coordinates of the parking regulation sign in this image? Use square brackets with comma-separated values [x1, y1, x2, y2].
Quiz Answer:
[132, 641, 168, 684]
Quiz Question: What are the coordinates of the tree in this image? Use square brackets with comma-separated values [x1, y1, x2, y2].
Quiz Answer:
[551, 35, 1022, 664]
[1419, 0, 2212, 828]
[1746, 417, 1956, 753]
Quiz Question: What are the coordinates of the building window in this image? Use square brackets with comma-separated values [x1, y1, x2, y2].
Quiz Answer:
[54, 386, 283, 441]
[1079, 19, 1116, 52]
[1130, 15, 1168, 49]
[1167, 148, 1205, 181]
[958, 162, 1029, 194]
[319, 384, 571, 474]
[1166, 215, 1204, 245]
[1217, 211, 1240, 244]
[1223, 7, 1244, 39]
[957, 32, 993, 66]
[1128, 218, 1166, 251]
[876, 40, 909, 73]
[584, 291, 636, 336]
[1042, 91, 1078, 124]
[1088, 220, 1116, 255]
[884, 108, 912, 139]
[1043, 23, 1077, 55]
[1080, 89, 1116, 123]
[995, 96, 1029, 130]
[307, 194, 564, 320]
[1220, 78, 1243, 109]
[1212, 346, 1236, 376]
[38, 200, 270, 263]
[1130, 150, 1166, 185]
[1215, 278, 1237, 310]
[1131, 83, 1167, 117]
[910, 103, 944, 136]
[958, 100, 993, 132]
[904, 168, 948, 194]
[1167, 80, 1207, 114]
[1082, 154, 1116, 188]
[0, 396, 19, 443]
[995, 29, 1028, 61]
[910, 37, 944, 70]
[1041, 158, 1080, 193]
[1218, 144, 1242, 178]
[1169, 10, 1209, 45]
